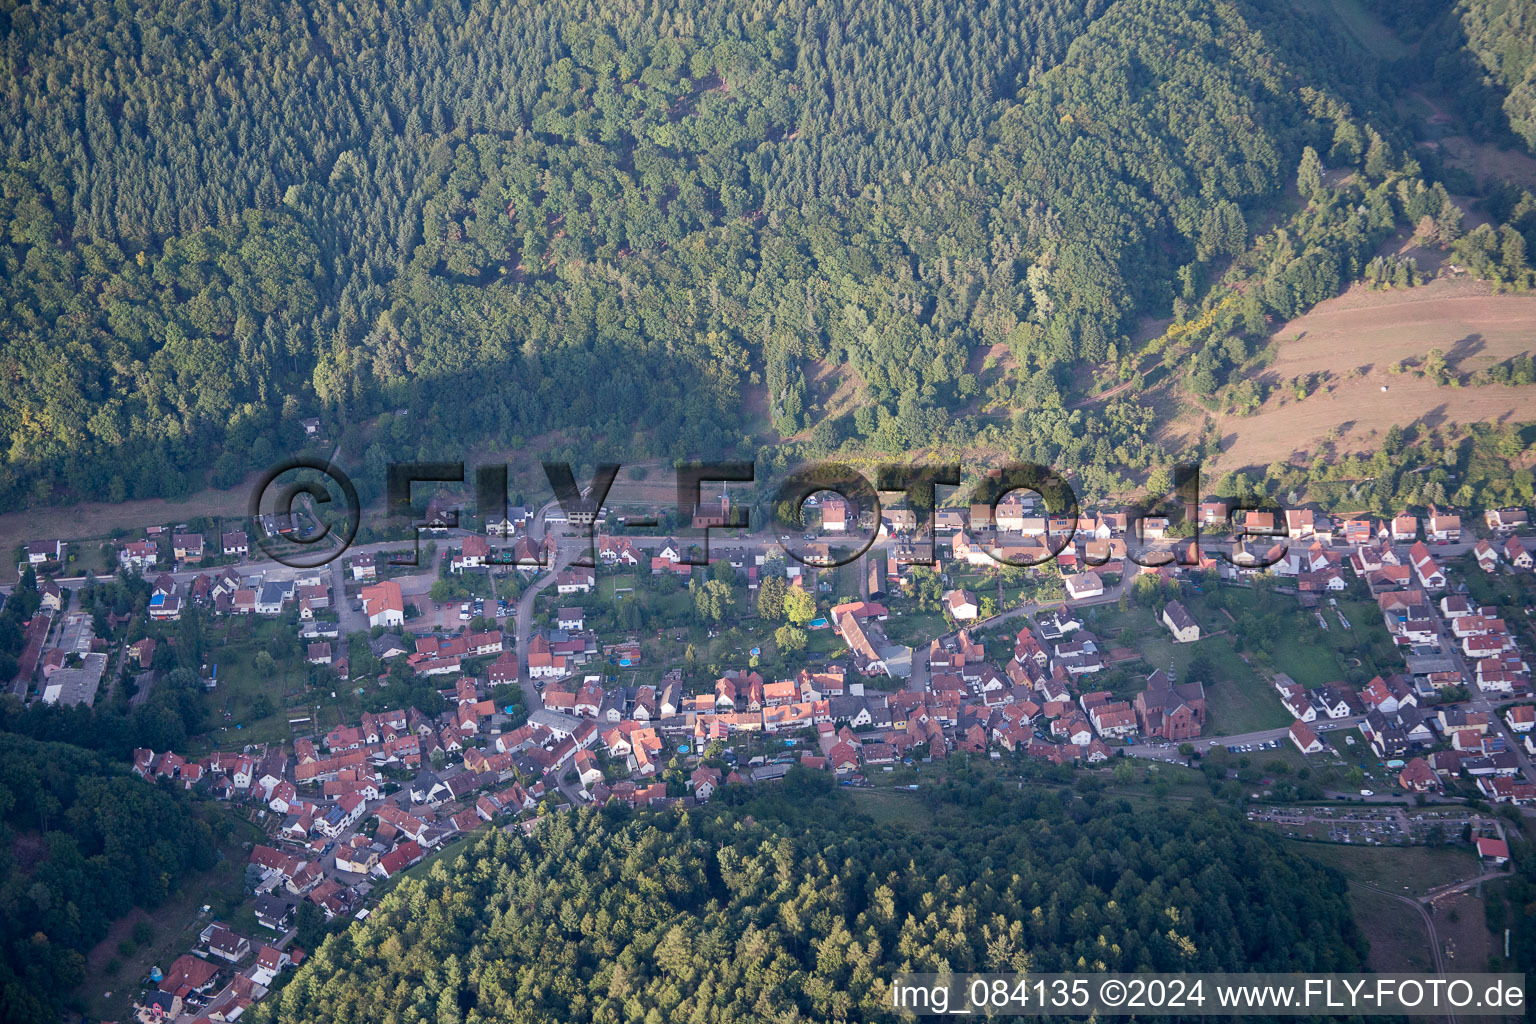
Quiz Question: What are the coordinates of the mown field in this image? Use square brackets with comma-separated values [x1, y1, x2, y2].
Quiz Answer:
[1201, 278, 1536, 471]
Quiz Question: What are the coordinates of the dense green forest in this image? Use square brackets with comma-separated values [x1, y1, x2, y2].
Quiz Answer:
[259, 773, 1364, 1024]
[3, 0, 1509, 507]
[1454, 0, 1536, 148]
[0, 734, 222, 1024]
[1364, 0, 1536, 154]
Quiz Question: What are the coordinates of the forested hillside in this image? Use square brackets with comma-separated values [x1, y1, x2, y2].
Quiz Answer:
[0, 735, 221, 1024]
[1450, 0, 1536, 149]
[259, 776, 1364, 1024]
[0, 0, 1460, 505]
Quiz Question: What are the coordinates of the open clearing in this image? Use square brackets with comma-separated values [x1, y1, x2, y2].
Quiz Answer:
[1209, 277, 1536, 471]
[0, 479, 255, 578]
[1285, 840, 1480, 896]
[1348, 886, 1438, 973]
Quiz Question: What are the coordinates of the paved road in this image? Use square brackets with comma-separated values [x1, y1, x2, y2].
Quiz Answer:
[513, 502, 572, 711]
[906, 642, 930, 694]
[1123, 715, 1365, 759]
[330, 560, 367, 636]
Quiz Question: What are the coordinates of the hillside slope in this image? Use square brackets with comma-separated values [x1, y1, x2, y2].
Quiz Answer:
[0, 0, 1439, 504]
[258, 778, 1364, 1024]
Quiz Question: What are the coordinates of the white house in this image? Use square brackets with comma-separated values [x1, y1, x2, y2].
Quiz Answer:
[1161, 601, 1200, 643]
[361, 581, 405, 628]
[1063, 572, 1104, 601]
[944, 589, 979, 621]
[1289, 720, 1324, 754]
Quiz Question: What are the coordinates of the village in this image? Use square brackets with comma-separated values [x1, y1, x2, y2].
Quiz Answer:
[7, 489, 1536, 1022]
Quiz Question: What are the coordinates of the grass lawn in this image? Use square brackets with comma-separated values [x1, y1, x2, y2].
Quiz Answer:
[188, 615, 375, 755]
[1285, 840, 1481, 896]
[1437, 887, 1500, 971]
[1288, 0, 1412, 60]
[1082, 589, 1293, 735]
[1251, 734, 1344, 775]
[1079, 601, 1161, 647]
[1334, 599, 1381, 635]
[832, 561, 864, 602]
[1102, 761, 1214, 802]
[1348, 886, 1437, 972]
[641, 584, 694, 621]
[366, 829, 488, 904]
[804, 624, 845, 657]
[1202, 677, 1291, 735]
[1141, 632, 1289, 735]
[598, 573, 638, 603]
[1272, 638, 1349, 688]
[882, 605, 949, 646]
[847, 788, 930, 827]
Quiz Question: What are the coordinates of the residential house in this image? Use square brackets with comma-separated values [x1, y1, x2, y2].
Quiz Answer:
[1398, 757, 1440, 793]
[1485, 508, 1529, 533]
[1063, 572, 1104, 601]
[119, 539, 159, 568]
[172, 532, 204, 563]
[556, 568, 596, 594]
[158, 954, 220, 997]
[1285, 508, 1315, 539]
[349, 552, 377, 581]
[203, 922, 250, 963]
[25, 539, 63, 566]
[1407, 542, 1445, 589]
[1475, 540, 1500, 572]
[944, 589, 979, 620]
[253, 894, 295, 932]
[1160, 600, 1200, 642]
[1289, 719, 1324, 754]
[361, 580, 405, 628]
[451, 535, 490, 573]
[1427, 513, 1461, 542]
[1361, 710, 1409, 758]
[1198, 499, 1231, 525]
[251, 945, 291, 987]
[255, 581, 288, 615]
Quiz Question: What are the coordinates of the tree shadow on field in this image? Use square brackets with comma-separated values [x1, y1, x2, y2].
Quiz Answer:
[1445, 333, 1484, 371]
